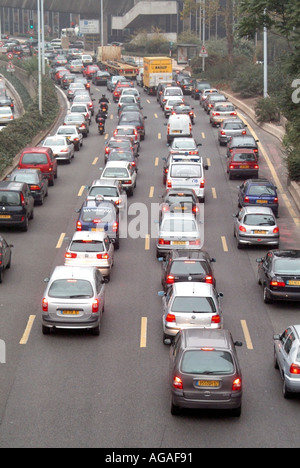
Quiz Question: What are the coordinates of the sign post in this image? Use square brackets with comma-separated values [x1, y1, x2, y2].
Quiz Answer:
[199, 44, 208, 72]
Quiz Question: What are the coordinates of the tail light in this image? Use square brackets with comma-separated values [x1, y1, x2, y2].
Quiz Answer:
[61, 148, 69, 152]
[270, 279, 285, 287]
[122, 180, 131, 185]
[200, 180, 205, 188]
[20, 192, 25, 207]
[229, 164, 235, 170]
[166, 313, 176, 323]
[290, 363, 300, 375]
[239, 225, 246, 232]
[242, 130, 246, 135]
[96, 253, 109, 259]
[254, 148, 258, 153]
[244, 196, 250, 203]
[232, 377, 242, 391]
[114, 198, 122, 205]
[189, 240, 200, 245]
[29, 185, 40, 191]
[166, 275, 175, 284]
[42, 298, 48, 312]
[220, 131, 226, 135]
[65, 252, 77, 259]
[273, 227, 279, 234]
[158, 238, 170, 245]
[192, 205, 199, 213]
[167, 180, 172, 188]
[254, 164, 259, 169]
[205, 275, 213, 284]
[212, 112, 220, 116]
[211, 314, 221, 324]
[173, 376, 183, 390]
[76, 221, 82, 231]
[230, 111, 237, 116]
[113, 222, 118, 232]
[274, 197, 278, 204]
[92, 298, 99, 313]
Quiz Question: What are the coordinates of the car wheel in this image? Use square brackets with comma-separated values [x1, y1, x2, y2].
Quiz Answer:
[114, 237, 120, 250]
[263, 286, 272, 304]
[232, 405, 242, 417]
[170, 399, 181, 416]
[30, 209, 34, 220]
[42, 325, 51, 335]
[91, 324, 100, 336]
[229, 172, 233, 180]
[22, 216, 29, 232]
[237, 240, 243, 249]
[0, 268, 3, 283]
[283, 379, 292, 399]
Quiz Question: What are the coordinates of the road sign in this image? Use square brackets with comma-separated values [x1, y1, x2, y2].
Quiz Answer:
[6, 52, 13, 60]
[6, 61, 15, 73]
[199, 45, 208, 58]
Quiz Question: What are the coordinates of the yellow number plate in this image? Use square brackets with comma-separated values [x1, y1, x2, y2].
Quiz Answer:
[239, 165, 249, 169]
[257, 200, 268, 203]
[287, 280, 300, 286]
[92, 228, 104, 232]
[0, 214, 11, 219]
[172, 241, 187, 245]
[61, 310, 80, 315]
[196, 380, 219, 387]
[253, 230, 267, 234]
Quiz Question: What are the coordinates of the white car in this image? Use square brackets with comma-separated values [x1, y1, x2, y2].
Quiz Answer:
[42, 135, 74, 163]
[164, 97, 184, 118]
[56, 125, 83, 151]
[0, 106, 13, 123]
[69, 103, 91, 124]
[166, 160, 208, 202]
[120, 87, 141, 104]
[100, 161, 137, 196]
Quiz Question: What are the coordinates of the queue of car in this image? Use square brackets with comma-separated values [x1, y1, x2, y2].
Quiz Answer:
[0, 49, 300, 415]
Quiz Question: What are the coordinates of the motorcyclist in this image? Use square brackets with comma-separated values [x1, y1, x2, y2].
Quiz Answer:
[95, 107, 106, 123]
[99, 94, 109, 105]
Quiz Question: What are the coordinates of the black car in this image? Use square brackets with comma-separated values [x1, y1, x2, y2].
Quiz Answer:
[92, 71, 111, 86]
[9, 168, 48, 205]
[159, 249, 216, 291]
[159, 188, 200, 219]
[0, 181, 34, 231]
[118, 111, 147, 140]
[179, 77, 193, 95]
[257, 250, 300, 303]
[237, 178, 279, 216]
[0, 235, 13, 283]
[191, 80, 211, 100]
[172, 105, 195, 124]
[0, 95, 14, 112]
[156, 81, 177, 102]
[227, 135, 259, 158]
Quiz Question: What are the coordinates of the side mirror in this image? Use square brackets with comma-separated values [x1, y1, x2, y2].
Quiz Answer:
[273, 334, 280, 341]
[204, 165, 209, 170]
[210, 257, 216, 263]
[234, 341, 243, 347]
[164, 337, 172, 345]
[157, 257, 164, 262]
[44, 277, 50, 283]
[256, 258, 263, 263]
[218, 292, 224, 298]
[158, 291, 165, 297]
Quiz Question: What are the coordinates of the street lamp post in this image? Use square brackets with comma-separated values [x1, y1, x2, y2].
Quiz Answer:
[37, 0, 42, 115]
[263, 8, 268, 98]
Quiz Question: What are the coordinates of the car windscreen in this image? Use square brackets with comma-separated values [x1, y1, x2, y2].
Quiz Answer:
[48, 279, 93, 298]
[181, 350, 234, 375]
[81, 207, 114, 223]
[274, 259, 300, 275]
[70, 240, 105, 253]
[171, 296, 216, 313]
[102, 168, 129, 178]
[243, 214, 275, 226]
[170, 165, 202, 178]
[161, 218, 197, 232]
[22, 153, 48, 164]
[0, 191, 20, 205]
[170, 260, 208, 275]
[232, 153, 256, 162]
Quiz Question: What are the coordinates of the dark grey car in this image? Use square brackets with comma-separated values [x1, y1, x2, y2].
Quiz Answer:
[169, 328, 243, 416]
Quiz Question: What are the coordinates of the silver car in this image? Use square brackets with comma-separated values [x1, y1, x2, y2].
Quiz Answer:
[85, 179, 125, 211]
[42, 265, 105, 335]
[158, 282, 224, 342]
[56, 125, 83, 151]
[169, 328, 242, 416]
[42, 135, 74, 163]
[168, 137, 201, 156]
[233, 206, 279, 249]
[100, 161, 137, 196]
[210, 101, 237, 127]
[64, 231, 114, 280]
[218, 118, 247, 146]
[156, 213, 201, 258]
[274, 325, 300, 398]
[63, 113, 89, 137]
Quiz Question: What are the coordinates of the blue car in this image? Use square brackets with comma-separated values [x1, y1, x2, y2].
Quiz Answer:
[238, 178, 279, 216]
[76, 198, 120, 249]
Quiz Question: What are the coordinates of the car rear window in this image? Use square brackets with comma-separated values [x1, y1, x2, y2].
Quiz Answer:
[166, 194, 195, 204]
[22, 153, 48, 164]
[11, 173, 37, 184]
[232, 153, 256, 162]
[89, 187, 119, 198]
[172, 140, 196, 149]
[70, 240, 105, 253]
[248, 185, 276, 196]
[243, 214, 275, 226]
[102, 168, 129, 178]
[161, 218, 197, 232]
[171, 296, 216, 313]
[0, 190, 20, 205]
[181, 350, 234, 375]
[170, 260, 208, 275]
[44, 138, 66, 146]
[81, 207, 114, 223]
[223, 123, 243, 130]
[48, 279, 93, 298]
[170, 165, 202, 178]
[109, 141, 131, 149]
[274, 259, 300, 275]
[215, 105, 235, 112]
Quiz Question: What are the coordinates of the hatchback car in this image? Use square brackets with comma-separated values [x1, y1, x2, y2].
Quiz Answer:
[61, 73, 76, 89]
[161, 86, 184, 109]
[257, 250, 300, 303]
[69, 103, 91, 124]
[118, 95, 138, 114]
[218, 118, 247, 146]
[0, 106, 13, 123]
[274, 325, 300, 398]
[73, 94, 95, 116]
[227, 135, 259, 158]
[113, 125, 140, 150]
[66, 82, 86, 101]
[67, 59, 84, 74]
[63, 113, 89, 137]
[180, 77, 193, 95]
[92, 70, 110, 86]
[166, 160, 208, 202]
[0, 234, 13, 283]
[159, 249, 216, 291]
[168, 328, 242, 416]
[104, 137, 135, 163]
[164, 97, 184, 118]
[159, 188, 200, 221]
[56, 125, 83, 151]
[204, 93, 227, 113]
[172, 105, 195, 124]
[0, 181, 34, 231]
[191, 80, 211, 99]
[107, 75, 126, 92]
[238, 178, 279, 216]
[227, 149, 259, 179]
[233, 206, 279, 249]
[85, 179, 124, 211]
[168, 137, 201, 156]
[41, 265, 105, 335]
[64, 231, 114, 280]
[42, 135, 74, 163]
[107, 149, 138, 172]
[18, 147, 57, 186]
[200, 88, 219, 107]
[156, 213, 202, 258]
[158, 282, 224, 342]
[210, 101, 237, 126]
[9, 168, 48, 205]
[100, 161, 137, 196]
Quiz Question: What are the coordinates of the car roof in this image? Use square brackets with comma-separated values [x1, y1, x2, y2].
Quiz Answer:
[51, 265, 96, 280]
[0, 181, 25, 190]
[241, 206, 275, 215]
[271, 250, 300, 259]
[90, 179, 121, 187]
[180, 328, 233, 350]
[170, 250, 210, 260]
[104, 161, 131, 168]
[70, 231, 108, 242]
[172, 281, 214, 296]
[21, 146, 50, 153]
[246, 178, 275, 186]
[161, 212, 196, 221]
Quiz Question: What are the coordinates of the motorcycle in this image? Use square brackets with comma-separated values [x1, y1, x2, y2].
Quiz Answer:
[99, 101, 109, 119]
[97, 117, 105, 135]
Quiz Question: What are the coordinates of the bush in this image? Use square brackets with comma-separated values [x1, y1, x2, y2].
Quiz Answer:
[285, 147, 300, 182]
[255, 97, 281, 124]
[232, 63, 264, 97]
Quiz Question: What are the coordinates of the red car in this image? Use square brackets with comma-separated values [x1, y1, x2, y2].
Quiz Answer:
[113, 82, 133, 102]
[18, 147, 58, 186]
[227, 148, 259, 180]
[83, 65, 100, 80]
[55, 68, 69, 84]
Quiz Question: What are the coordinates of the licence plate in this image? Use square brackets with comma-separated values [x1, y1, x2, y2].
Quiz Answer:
[287, 280, 300, 286]
[60, 310, 80, 315]
[239, 165, 249, 169]
[172, 241, 187, 245]
[0, 214, 11, 219]
[196, 380, 219, 387]
[256, 199, 268, 203]
[92, 228, 104, 232]
[172, 130, 181, 133]
[253, 230, 267, 234]
[174, 206, 186, 210]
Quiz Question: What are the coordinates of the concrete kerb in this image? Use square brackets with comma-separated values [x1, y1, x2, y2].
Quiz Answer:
[221, 90, 300, 213]
[1, 84, 68, 181]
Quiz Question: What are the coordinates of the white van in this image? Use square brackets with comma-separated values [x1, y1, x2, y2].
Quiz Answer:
[51, 38, 62, 49]
[165, 114, 192, 144]
[166, 159, 208, 202]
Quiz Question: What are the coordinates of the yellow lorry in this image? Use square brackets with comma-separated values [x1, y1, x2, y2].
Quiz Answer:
[143, 56, 173, 95]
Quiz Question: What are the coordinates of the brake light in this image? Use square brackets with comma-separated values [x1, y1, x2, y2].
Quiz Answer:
[273, 227, 279, 234]
[189, 240, 200, 245]
[167, 180, 172, 188]
[42, 298, 48, 312]
[192, 205, 199, 213]
[230, 112, 237, 116]
[211, 314, 221, 324]
[166, 313, 176, 323]
[65, 252, 77, 259]
[96, 253, 109, 259]
[29, 185, 40, 191]
[173, 376, 183, 389]
[92, 298, 99, 313]
[20, 192, 25, 207]
[113, 222, 118, 232]
[274, 197, 278, 203]
[242, 130, 246, 134]
[254, 164, 259, 169]
[61, 148, 69, 152]
[220, 131, 226, 135]
[229, 164, 235, 170]
[76, 221, 82, 231]
[244, 196, 250, 203]
[205, 275, 213, 284]
[158, 238, 170, 245]
[212, 112, 220, 116]
[239, 225, 246, 232]
[232, 377, 242, 391]
[166, 275, 175, 284]
[200, 180, 205, 188]
[270, 279, 285, 287]
[290, 363, 300, 374]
